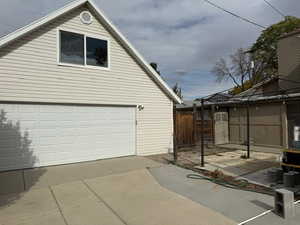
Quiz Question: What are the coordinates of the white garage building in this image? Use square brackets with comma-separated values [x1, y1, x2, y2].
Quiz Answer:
[0, 0, 181, 171]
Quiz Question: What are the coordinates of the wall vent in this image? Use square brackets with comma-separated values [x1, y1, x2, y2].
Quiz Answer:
[80, 11, 93, 24]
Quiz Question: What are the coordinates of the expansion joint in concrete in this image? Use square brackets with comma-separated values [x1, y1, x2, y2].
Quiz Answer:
[49, 186, 70, 225]
[81, 180, 129, 225]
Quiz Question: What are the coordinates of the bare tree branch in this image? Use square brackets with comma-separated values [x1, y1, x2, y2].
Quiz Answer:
[212, 58, 242, 88]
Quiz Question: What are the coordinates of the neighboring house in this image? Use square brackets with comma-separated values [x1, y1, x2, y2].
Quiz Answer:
[236, 76, 280, 97]
[197, 93, 233, 103]
[226, 77, 287, 149]
[0, 0, 181, 171]
[176, 80, 290, 151]
[176, 28, 300, 152]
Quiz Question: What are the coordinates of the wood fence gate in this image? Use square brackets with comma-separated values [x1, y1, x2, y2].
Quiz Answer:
[175, 111, 214, 147]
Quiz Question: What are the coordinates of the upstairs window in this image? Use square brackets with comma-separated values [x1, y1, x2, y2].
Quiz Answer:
[86, 37, 108, 67]
[60, 31, 84, 65]
[59, 30, 109, 69]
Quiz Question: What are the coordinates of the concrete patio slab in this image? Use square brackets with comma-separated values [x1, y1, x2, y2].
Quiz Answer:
[50, 181, 99, 207]
[162, 150, 279, 180]
[0, 156, 164, 224]
[85, 169, 235, 225]
[217, 144, 283, 154]
[59, 200, 125, 225]
[0, 157, 242, 225]
[0, 156, 162, 196]
[204, 150, 279, 177]
[149, 165, 274, 224]
[24, 156, 161, 190]
[0, 188, 63, 225]
[1, 209, 66, 225]
[0, 170, 24, 195]
[51, 181, 125, 225]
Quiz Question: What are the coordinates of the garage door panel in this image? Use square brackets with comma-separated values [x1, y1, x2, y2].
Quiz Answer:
[0, 104, 136, 171]
[17, 121, 38, 129]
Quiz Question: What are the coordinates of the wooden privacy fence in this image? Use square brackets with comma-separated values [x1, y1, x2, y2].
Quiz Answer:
[175, 111, 214, 147]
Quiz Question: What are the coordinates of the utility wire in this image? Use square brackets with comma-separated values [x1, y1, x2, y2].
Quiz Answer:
[203, 0, 267, 29]
[263, 0, 286, 19]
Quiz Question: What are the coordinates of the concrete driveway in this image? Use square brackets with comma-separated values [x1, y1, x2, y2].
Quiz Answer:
[150, 164, 274, 224]
[149, 164, 300, 225]
[0, 157, 235, 225]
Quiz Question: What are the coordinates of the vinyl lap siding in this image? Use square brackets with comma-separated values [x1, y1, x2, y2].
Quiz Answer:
[0, 4, 174, 156]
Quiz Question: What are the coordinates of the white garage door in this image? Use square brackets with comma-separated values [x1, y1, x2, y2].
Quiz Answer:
[0, 104, 136, 171]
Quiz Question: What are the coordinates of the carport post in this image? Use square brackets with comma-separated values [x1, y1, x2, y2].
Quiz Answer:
[246, 103, 250, 158]
[201, 99, 205, 167]
[193, 103, 197, 145]
[211, 105, 215, 145]
[173, 104, 178, 163]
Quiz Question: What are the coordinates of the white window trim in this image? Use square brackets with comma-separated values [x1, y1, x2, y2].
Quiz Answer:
[57, 28, 110, 71]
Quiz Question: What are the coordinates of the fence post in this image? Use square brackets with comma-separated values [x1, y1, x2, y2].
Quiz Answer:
[246, 103, 250, 158]
[211, 105, 215, 145]
[193, 103, 197, 145]
[173, 104, 178, 163]
[201, 99, 205, 167]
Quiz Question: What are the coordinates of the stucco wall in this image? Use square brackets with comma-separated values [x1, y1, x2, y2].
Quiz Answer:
[278, 34, 300, 91]
[229, 103, 287, 148]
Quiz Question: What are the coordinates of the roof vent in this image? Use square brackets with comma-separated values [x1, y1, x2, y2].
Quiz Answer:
[80, 11, 93, 24]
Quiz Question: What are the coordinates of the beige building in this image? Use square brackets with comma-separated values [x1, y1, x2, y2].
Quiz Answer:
[228, 101, 287, 149]
[278, 28, 300, 90]
[0, 0, 181, 171]
[228, 29, 300, 150]
[177, 30, 300, 152]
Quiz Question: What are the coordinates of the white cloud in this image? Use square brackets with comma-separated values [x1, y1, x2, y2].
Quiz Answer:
[96, 0, 300, 74]
[95, 0, 300, 99]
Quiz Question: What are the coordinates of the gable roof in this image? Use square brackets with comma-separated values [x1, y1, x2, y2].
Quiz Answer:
[0, 0, 182, 104]
[235, 76, 278, 97]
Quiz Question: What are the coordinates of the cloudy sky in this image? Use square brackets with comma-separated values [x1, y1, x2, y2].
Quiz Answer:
[1, 0, 300, 99]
